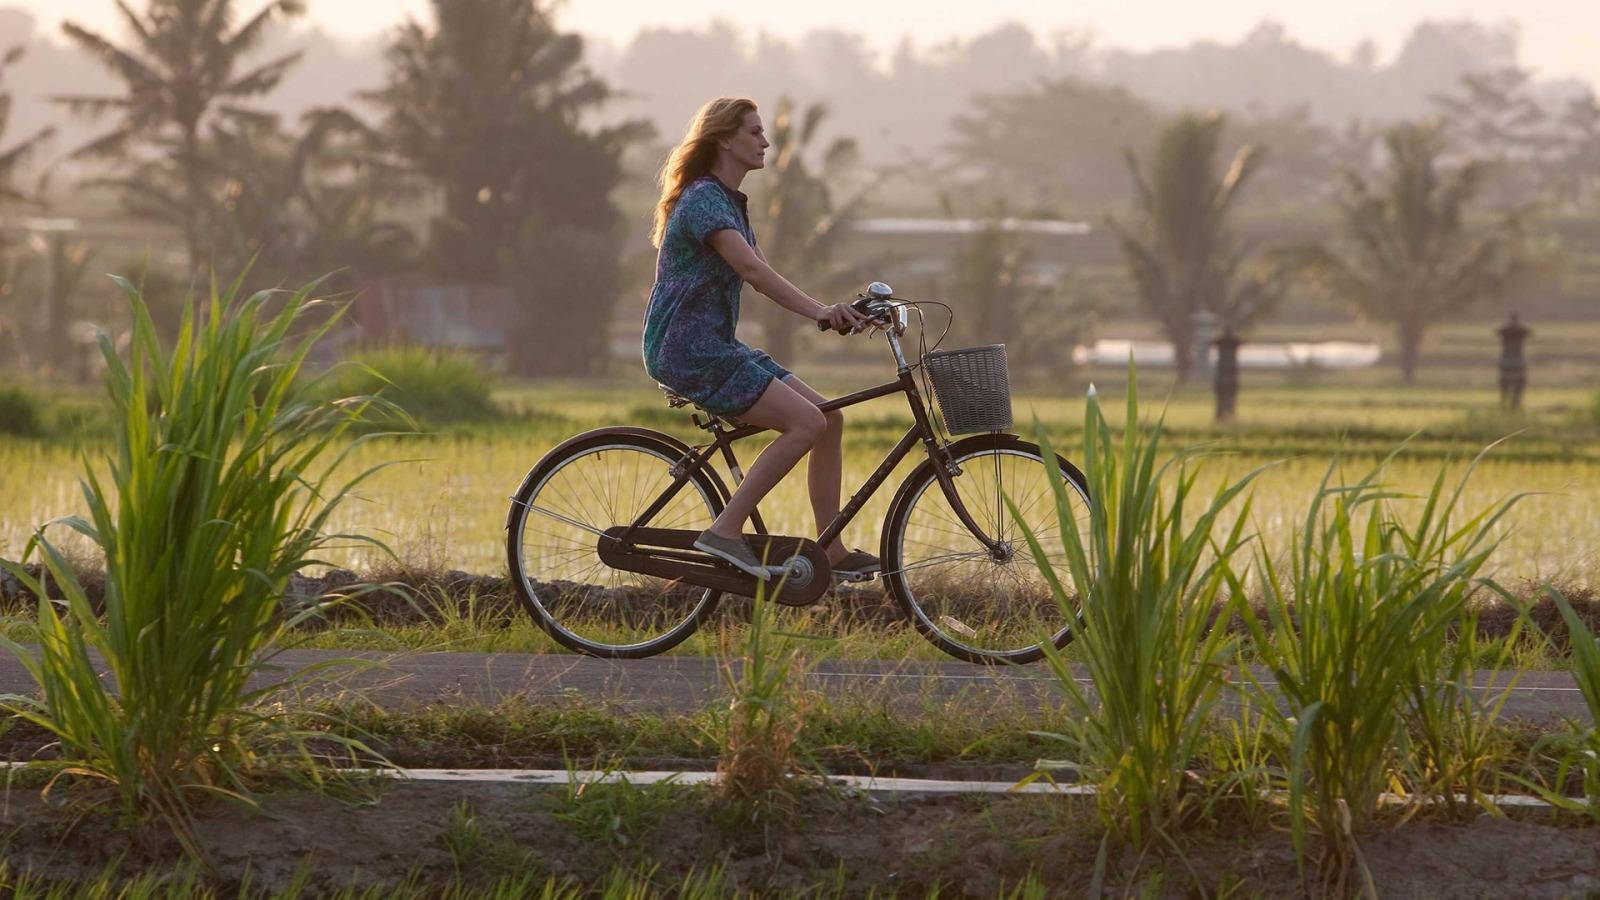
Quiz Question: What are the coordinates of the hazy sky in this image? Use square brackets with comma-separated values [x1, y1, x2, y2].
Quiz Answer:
[15, 0, 1600, 89]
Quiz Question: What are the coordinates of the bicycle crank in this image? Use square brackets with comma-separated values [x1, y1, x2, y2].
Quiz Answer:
[596, 526, 833, 607]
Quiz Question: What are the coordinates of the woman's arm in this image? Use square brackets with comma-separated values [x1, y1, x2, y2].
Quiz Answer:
[709, 229, 865, 330]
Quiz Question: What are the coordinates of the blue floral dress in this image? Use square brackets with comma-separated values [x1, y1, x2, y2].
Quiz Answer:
[642, 175, 790, 416]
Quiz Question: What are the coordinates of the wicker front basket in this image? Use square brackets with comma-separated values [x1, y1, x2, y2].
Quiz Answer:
[925, 344, 1013, 434]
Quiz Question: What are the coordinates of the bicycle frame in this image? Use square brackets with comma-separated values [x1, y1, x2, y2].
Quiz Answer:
[618, 350, 1008, 559]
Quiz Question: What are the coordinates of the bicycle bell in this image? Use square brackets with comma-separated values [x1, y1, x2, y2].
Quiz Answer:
[867, 281, 893, 299]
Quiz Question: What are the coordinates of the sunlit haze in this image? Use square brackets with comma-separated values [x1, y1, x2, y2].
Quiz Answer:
[12, 0, 1600, 90]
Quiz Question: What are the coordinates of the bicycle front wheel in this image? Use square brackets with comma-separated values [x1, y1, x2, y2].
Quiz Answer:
[882, 434, 1091, 665]
[506, 428, 725, 658]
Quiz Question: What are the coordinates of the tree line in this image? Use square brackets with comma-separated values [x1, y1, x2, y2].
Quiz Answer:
[0, 1, 1594, 385]
[1, 0, 644, 377]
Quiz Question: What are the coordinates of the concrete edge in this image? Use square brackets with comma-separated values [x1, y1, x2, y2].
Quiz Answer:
[367, 768, 1571, 808]
[0, 761, 1579, 806]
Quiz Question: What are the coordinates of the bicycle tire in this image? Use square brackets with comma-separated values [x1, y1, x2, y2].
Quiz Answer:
[881, 434, 1091, 665]
[506, 427, 727, 658]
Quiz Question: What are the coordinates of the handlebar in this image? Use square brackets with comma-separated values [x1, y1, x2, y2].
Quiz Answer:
[819, 294, 883, 333]
[816, 294, 898, 334]
[812, 283, 921, 371]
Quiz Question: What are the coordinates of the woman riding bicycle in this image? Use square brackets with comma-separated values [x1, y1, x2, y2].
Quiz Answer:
[644, 96, 878, 582]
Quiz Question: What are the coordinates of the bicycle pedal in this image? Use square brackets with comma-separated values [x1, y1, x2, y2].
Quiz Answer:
[831, 570, 877, 584]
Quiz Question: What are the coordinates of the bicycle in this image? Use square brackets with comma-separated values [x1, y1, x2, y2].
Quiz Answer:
[505, 282, 1092, 664]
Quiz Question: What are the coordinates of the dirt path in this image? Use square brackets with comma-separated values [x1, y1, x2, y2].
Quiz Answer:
[0, 648, 1587, 723]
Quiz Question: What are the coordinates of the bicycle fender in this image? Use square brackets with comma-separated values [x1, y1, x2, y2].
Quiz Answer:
[504, 426, 732, 530]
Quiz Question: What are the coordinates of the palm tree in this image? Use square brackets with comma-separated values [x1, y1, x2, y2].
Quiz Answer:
[750, 97, 875, 364]
[1109, 113, 1282, 383]
[1305, 121, 1523, 383]
[54, 0, 306, 273]
[367, 0, 639, 277]
[0, 45, 52, 207]
[282, 113, 418, 287]
[366, 0, 647, 375]
[203, 108, 416, 288]
[0, 43, 55, 364]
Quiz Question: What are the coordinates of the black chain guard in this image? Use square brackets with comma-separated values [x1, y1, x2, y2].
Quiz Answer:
[597, 526, 832, 606]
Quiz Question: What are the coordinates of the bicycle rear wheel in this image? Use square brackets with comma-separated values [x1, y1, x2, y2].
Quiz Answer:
[506, 428, 725, 658]
[882, 434, 1090, 665]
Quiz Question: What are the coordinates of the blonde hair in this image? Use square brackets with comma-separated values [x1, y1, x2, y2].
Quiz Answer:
[651, 97, 758, 247]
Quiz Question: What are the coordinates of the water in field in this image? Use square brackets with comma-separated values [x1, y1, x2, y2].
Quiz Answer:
[3, 384, 1597, 588]
[1076, 338, 1381, 369]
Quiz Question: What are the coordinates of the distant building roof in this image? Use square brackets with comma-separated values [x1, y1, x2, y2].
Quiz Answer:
[853, 217, 1091, 236]
[18, 217, 81, 233]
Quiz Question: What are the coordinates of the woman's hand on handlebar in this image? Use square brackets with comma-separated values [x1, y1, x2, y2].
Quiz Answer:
[817, 301, 869, 334]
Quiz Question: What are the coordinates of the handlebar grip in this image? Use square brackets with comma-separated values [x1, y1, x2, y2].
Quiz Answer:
[815, 319, 858, 333]
[817, 296, 876, 333]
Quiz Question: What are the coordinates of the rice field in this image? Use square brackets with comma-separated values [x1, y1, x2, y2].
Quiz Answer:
[3, 381, 1599, 585]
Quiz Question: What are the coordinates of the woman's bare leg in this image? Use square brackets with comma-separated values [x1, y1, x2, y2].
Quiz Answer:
[707, 377, 825, 541]
[780, 375, 847, 564]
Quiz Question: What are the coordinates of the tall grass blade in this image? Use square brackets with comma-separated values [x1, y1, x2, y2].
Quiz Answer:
[1240, 444, 1524, 871]
[0, 273, 392, 853]
[1008, 362, 1260, 848]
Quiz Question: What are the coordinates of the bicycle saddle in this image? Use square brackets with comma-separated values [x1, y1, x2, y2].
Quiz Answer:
[658, 383, 750, 427]
[658, 383, 692, 408]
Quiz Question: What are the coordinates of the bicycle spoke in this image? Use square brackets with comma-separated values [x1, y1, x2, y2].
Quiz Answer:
[521, 501, 611, 539]
[511, 438, 720, 657]
[881, 549, 991, 576]
[888, 443, 1090, 663]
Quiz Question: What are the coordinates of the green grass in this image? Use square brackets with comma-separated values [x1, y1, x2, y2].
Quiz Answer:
[314, 344, 503, 428]
[0, 385, 44, 436]
[1015, 369, 1260, 848]
[1237, 448, 1523, 878]
[3, 686, 1581, 806]
[7, 382, 1599, 581]
[3, 378, 1599, 690]
[0, 274, 390, 851]
[3, 361, 1598, 894]
[0, 604, 1568, 673]
[241, 606, 982, 662]
[296, 689, 1082, 772]
[553, 770, 685, 853]
[0, 861, 749, 899]
[1531, 587, 1600, 821]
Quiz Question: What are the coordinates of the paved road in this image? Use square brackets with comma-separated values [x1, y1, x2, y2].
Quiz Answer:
[0, 649, 1589, 725]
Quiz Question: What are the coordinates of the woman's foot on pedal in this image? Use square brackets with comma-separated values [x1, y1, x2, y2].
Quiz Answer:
[832, 548, 881, 582]
[693, 530, 780, 580]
